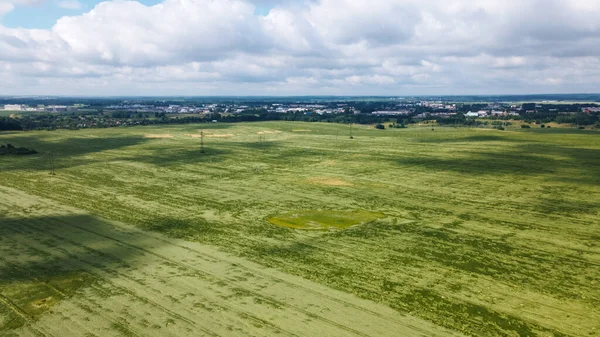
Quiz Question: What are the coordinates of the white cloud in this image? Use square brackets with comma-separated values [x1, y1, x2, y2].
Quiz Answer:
[0, 2, 15, 15]
[1, 0, 600, 95]
[0, 0, 44, 15]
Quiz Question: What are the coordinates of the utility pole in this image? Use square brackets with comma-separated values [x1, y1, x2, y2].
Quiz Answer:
[48, 152, 55, 175]
[200, 130, 205, 153]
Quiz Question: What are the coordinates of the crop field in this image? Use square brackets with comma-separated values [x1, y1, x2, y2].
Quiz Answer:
[1, 122, 599, 336]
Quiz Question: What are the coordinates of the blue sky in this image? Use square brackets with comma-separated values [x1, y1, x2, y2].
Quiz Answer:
[2, 1, 118, 28]
[1, 0, 274, 28]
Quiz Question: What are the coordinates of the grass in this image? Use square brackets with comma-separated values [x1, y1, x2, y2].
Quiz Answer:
[0, 122, 599, 336]
[268, 210, 385, 230]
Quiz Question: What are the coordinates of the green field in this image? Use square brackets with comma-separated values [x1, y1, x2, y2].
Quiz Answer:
[1, 122, 599, 336]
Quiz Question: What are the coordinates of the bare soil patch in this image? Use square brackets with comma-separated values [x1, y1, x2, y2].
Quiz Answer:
[32, 297, 52, 309]
[292, 129, 312, 132]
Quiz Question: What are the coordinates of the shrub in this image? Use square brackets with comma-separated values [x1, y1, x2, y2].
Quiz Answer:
[521, 125, 531, 129]
[540, 125, 546, 128]
[375, 124, 385, 130]
[497, 126, 505, 131]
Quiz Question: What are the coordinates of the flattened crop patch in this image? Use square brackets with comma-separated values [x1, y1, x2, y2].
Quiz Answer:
[306, 176, 353, 187]
[257, 131, 282, 135]
[268, 210, 384, 230]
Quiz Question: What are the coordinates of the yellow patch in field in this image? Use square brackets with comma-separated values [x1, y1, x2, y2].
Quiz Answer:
[257, 131, 282, 135]
[207, 134, 234, 138]
[292, 129, 312, 132]
[32, 297, 54, 309]
[144, 134, 173, 139]
[307, 176, 353, 187]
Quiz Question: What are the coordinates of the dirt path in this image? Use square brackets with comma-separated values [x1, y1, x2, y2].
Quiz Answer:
[0, 186, 463, 337]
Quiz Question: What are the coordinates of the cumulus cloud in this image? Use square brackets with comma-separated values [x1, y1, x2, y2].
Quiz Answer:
[1, 0, 600, 95]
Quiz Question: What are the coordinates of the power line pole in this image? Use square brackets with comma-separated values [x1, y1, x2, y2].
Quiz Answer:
[200, 130, 205, 153]
[48, 152, 55, 175]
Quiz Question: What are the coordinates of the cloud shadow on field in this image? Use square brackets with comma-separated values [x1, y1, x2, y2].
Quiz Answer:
[394, 143, 600, 184]
[122, 146, 233, 167]
[397, 152, 556, 176]
[0, 214, 150, 282]
[185, 123, 235, 131]
[0, 136, 149, 172]
[138, 216, 219, 238]
[229, 140, 282, 151]
[534, 197, 600, 217]
[0, 213, 168, 329]
[415, 134, 528, 144]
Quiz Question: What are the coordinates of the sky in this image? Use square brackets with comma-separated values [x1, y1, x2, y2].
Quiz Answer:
[0, 0, 599, 96]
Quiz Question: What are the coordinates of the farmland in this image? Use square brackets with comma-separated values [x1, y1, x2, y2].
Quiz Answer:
[1, 122, 599, 336]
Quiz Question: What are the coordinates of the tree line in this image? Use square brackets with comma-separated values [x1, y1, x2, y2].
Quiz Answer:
[1, 106, 598, 131]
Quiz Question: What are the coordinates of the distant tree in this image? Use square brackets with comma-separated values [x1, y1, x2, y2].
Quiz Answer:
[375, 124, 385, 130]
[0, 117, 22, 131]
[522, 103, 536, 111]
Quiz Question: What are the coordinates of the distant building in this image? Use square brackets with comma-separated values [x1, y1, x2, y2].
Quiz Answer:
[372, 110, 411, 116]
[465, 112, 479, 118]
[583, 107, 600, 114]
[45, 105, 68, 112]
[3, 104, 24, 111]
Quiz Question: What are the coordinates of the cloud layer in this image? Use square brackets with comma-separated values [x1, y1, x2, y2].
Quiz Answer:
[1, 0, 600, 95]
